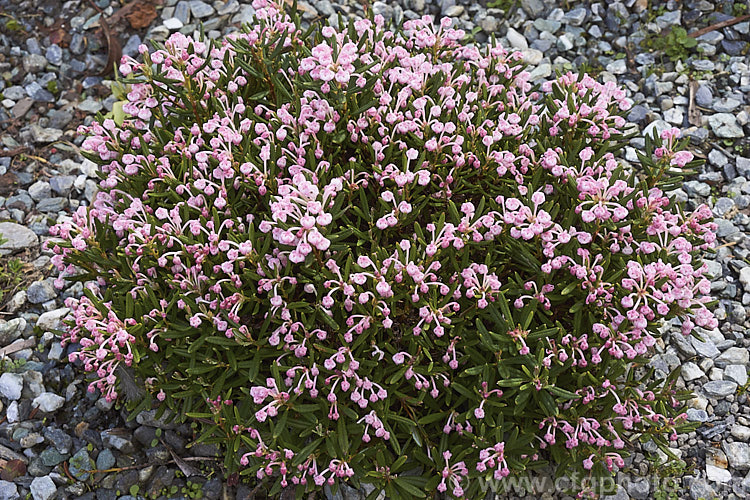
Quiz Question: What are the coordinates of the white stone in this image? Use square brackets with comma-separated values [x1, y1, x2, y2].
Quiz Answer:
[6, 401, 19, 423]
[732, 424, 750, 441]
[36, 308, 70, 332]
[726, 365, 749, 386]
[688, 395, 709, 411]
[681, 362, 704, 381]
[30, 476, 57, 500]
[708, 113, 744, 138]
[32, 392, 65, 413]
[663, 107, 683, 125]
[505, 27, 528, 49]
[0, 372, 23, 400]
[520, 48, 543, 65]
[163, 17, 184, 30]
[606, 59, 627, 75]
[716, 347, 749, 367]
[528, 63, 552, 80]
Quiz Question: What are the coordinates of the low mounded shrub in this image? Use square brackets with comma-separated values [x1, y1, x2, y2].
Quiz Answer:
[50, 0, 717, 497]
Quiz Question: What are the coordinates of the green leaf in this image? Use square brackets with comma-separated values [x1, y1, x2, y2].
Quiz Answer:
[337, 417, 349, 455]
[417, 412, 447, 425]
[394, 477, 427, 497]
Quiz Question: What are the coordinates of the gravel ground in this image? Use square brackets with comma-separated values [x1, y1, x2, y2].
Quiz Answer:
[0, 0, 749, 499]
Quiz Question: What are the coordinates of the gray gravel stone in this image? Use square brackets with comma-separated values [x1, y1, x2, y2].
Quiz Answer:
[563, 7, 587, 26]
[505, 27, 528, 49]
[687, 408, 709, 422]
[627, 105, 648, 123]
[163, 17, 183, 30]
[692, 335, 720, 358]
[101, 429, 136, 453]
[655, 10, 681, 28]
[45, 44, 63, 65]
[0, 480, 19, 500]
[78, 98, 103, 113]
[0, 317, 24, 345]
[601, 485, 628, 500]
[28, 180, 51, 201]
[696, 85, 713, 107]
[0, 221, 39, 255]
[714, 97, 741, 113]
[716, 347, 750, 368]
[44, 427, 73, 454]
[30, 124, 63, 143]
[36, 197, 68, 212]
[27, 279, 57, 304]
[704, 380, 739, 397]
[23, 371, 44, 398]
[715, 219, 740, 238]
[626, 476, 650, 499]
[689, 478, 716, 500]
[607, 59, 627, 74]
[682, 362, 705, 381]
[732, 424, 750, 441]
[724, 442, 750, 470]
[189, 0, 214, 18]
[25, 81, 54, 102]
[23, 53, 48, 73]
[521, 0, 545, 17]
[69, 448, 94, 481]
[96, 448, 116, 470]
[726, 365, 749, 386]
[709, 113, 744, 138]
[174, 0, 191, 23]
[49, 175, 76, 196]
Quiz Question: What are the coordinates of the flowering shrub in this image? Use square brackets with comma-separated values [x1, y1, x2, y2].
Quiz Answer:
[50, 0, 716, 497]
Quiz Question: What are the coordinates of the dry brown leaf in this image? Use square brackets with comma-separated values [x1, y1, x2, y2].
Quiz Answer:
[125, 1, 158, 29]
[162, 439, 200, 477]
[75, 421, 90, 438]
[99, 21, 122, 77]
[0, 459, 26, 481]
[49, 28, 72, 47]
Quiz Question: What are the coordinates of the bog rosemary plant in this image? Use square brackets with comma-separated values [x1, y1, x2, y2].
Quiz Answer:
[50, 1, 716, 497]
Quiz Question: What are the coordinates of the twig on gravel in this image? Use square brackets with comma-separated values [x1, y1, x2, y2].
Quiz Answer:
[714, 241, 738, 250]
[83, 455, 220, 475]
[709, 141, 737, 160]
[688, 80, 702, 127]
[0, 337, 36, 357]
[688, 13, 750, 38]
[0, 146, 28, 158]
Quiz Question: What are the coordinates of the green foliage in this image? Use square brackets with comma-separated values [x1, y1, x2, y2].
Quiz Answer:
[647, 27, 697, 62]
[53, 2, 714, 498]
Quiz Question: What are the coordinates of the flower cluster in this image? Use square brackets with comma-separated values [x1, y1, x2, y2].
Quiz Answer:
[51, 0, 714, 497]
